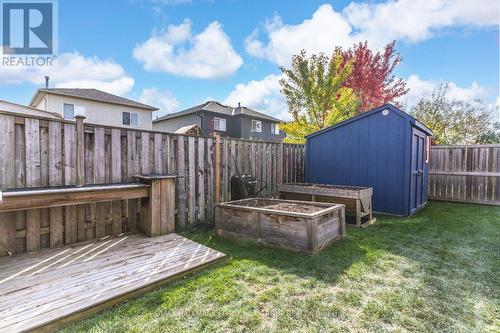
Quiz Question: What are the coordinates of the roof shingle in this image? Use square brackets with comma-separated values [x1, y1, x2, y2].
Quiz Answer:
[33, 88, 158, 110]
[153, 101, 281, 123]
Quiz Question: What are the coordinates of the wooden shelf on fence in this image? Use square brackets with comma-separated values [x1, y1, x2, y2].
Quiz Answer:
[0, 183, 149, 212]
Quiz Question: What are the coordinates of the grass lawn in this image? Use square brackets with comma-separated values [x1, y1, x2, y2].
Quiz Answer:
[60, 202, 499, 333]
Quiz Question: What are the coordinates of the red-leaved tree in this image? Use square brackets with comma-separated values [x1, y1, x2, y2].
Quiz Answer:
[339, 41, 408, 113]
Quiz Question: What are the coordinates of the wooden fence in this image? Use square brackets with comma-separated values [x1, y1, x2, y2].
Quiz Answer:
[0, 112, 304, 256]
[429, 145, 500, 205]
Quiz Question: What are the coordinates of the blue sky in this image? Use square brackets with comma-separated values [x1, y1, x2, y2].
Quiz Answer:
[1, 0, 499, 120]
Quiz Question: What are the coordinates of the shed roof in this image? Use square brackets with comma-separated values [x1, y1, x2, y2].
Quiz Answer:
[305, 104, 433, 139]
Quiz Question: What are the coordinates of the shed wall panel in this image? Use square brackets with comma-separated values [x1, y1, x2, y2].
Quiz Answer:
[305, 108, 413, 215]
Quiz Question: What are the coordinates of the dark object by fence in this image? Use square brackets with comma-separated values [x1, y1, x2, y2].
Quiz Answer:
[305, 104, 433, 216]
[215, 198, 346, 254]
[278, 183, 375, 228]
[229, 152, 265, 200]
[230, 175, 258, 200]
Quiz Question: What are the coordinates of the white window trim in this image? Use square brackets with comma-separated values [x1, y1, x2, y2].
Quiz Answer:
[63, 103, 75, 120]
[214, 117, 226, 132]
[271, 123, 280, 135]
[122, 111, 139, 127]
[251, 119, 262, 133]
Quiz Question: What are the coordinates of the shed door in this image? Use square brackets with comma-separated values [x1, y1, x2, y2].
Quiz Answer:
[410, 128, 426, 213]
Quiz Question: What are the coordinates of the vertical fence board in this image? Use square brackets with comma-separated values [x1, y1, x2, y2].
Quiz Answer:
[25, 119, 41, 251]
[177, 136, 186, 228]
[94, 127, 106, 238]
[222, 139, 229, 201]
[0, 115, 16, 256]
[111, 129, 122, 235]
[14, 124, 26, 254]
[126, 131, 138, 231]
[63, 123, 78, 244]
[75, 118, 86, 242]
[154, 133, 163, 174]
[141, 132, 150, 175]
[188, 137, 196, 225]
[198, 137, 206, 223]
[207, 138, 214, 220]
[48, 122, 63, 247]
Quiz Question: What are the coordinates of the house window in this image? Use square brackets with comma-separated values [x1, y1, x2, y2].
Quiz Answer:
[122, 112, 139, 126]
[252, 120, 262, 132]
[63, 103, 74, 119]
[271, 123, 280, 135]
[214, 117, 226, 131]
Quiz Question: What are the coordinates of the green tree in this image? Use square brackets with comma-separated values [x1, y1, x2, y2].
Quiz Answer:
[411, 84, 499, 145]
[279, 50, 359, 143]
[477, 122, 500, 144]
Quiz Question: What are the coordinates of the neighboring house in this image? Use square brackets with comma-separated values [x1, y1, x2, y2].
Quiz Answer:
[29, 88, 158, 130]
[153, 101, 285, 141]
[0, 99, 62, 119]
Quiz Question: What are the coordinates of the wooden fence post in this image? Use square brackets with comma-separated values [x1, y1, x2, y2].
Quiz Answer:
[75, 116, 86, 241]
[0, 115, 16, 256]
[214, 135, 221, 204]
[75, 116, 85, 185]
[278, 142, 283, 186]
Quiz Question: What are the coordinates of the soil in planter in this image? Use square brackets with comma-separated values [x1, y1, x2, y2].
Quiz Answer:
[285, 183, 368, 191]
[235, 199, 330, 214]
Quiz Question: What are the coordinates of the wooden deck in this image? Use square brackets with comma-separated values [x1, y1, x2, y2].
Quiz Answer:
[0, 233, 226, 332]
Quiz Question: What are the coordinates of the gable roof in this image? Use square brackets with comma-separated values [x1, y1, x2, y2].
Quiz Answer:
[305, 103, 433, 139]
[0, 99, 63, 119]
[30, 88, 158, 111]
[153, 101, 281, 123]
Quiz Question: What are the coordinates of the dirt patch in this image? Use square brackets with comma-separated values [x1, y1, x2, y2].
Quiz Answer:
[284, 183, 368, 191]
[234, 199, 331, 214]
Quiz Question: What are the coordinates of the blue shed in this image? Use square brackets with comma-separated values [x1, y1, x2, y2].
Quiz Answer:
[305, 104, 433, 216]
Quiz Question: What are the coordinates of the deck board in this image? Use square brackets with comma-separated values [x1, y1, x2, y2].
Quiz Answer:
[0, 233, 225, 332]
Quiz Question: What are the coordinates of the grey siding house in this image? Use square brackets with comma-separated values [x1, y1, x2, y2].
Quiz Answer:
[153, 101, 285, 141]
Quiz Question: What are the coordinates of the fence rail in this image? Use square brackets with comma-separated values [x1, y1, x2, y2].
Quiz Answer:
[429, 145, 500, 205]
[0, 112, 304, 256]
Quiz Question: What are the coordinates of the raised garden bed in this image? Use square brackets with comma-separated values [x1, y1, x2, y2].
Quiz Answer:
[215, 198, 345, 254]
[278, 183, 375, 228]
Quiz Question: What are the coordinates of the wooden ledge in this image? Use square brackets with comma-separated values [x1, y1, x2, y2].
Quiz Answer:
[134, 174, 180, 181]
[0, 183, 149, 213]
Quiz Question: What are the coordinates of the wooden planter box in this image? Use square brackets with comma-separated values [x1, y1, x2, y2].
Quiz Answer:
[215, 198, 345, 254]
[278, 183, 375, 228]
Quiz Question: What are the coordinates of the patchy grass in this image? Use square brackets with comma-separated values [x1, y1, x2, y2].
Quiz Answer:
[59, 202, 499, 333]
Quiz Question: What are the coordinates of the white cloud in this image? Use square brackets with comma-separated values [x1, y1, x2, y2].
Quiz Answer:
[344, 0, 499, 47]
[224, 74, 291, 121]
[140, 87, 181, 118]
[133, 19, 243, 79]
[247, 1, 500, 65]
[403, 74, 489, 106]
[0, 52, 134, 95]
[246, 5, 355, 65]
